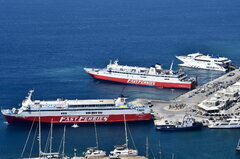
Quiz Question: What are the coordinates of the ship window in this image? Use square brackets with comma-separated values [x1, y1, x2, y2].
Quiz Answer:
[230, 123, 238, 125]
[220, 123, 228, 125]
[68, 104, 115, 108]
[86, 112, 91, 114]
[61, 112, 67, 115]
[98, 112, 103, 114]
[26, 107, 131, 112]
[195, 59, 210, 62]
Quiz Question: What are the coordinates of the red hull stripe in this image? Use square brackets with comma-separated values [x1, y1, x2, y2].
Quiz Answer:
[4, 114, 151, 124]
[89, 73, 195, 89]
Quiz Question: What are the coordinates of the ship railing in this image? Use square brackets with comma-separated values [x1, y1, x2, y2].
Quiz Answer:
[2, 109, 15, 115]
[127, 104, 147, 108]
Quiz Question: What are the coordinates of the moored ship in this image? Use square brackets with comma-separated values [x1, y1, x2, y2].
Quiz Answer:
[176, 52, 235, 72]
[109, 115, 138, 158]
[84, 60, 197, 89]
[1, 90, 151, 124]
[236, 138, 240, 152]
[155, 115, 203, 131]
[208, 118, 240, 129]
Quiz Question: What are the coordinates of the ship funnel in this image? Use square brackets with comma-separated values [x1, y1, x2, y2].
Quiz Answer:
[169, 61, 174, 74]
[115, 94, 127, 106]
[22, 90, 34, 108]
[149, 67, 156, 75]
[114, 59, 119, 65]
[155, 64, 162, 70]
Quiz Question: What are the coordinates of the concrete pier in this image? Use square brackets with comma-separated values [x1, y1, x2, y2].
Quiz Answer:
[131, 69, 240, 126]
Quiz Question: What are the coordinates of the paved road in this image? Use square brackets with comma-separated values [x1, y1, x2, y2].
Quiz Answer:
[131, 69, 240, 124]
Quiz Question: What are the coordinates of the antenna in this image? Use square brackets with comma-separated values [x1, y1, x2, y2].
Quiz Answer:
[74, 148, 77, 157]
[27, 90, 34, 100]
[94, 122, 99, 149]
[124, 115, 128, 148]
[21, 120, 35, 158]
[114, 59, 119, 65]
[50, 119, 53, 154]
[169, 60, 174, 74]
[170, 61, 174, 70]
[38, 108, 42, 157]
[146, 136, 149, 159]
[158, 139, 162, 159]
[62, 125, 66, 155]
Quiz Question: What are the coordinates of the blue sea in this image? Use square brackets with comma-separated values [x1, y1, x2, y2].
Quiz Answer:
[0, 0, 240, 158]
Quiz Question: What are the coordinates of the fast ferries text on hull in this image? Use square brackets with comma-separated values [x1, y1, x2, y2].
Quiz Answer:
[1, 90, 151, 124]
[84, 60, 197, 89]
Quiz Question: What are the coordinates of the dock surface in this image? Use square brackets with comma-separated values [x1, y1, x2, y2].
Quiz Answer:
[131, 69, 240, 126]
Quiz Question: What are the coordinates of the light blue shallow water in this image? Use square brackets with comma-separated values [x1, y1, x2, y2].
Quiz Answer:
[0, 0, 240, 158]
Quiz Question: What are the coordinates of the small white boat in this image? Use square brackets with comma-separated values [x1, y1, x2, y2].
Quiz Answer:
[236, 138, 240, 152]
[109, 115, 138, 158]
[84, 147, 106, 158]
[83, 123, 106, 158]
[72, 124, 79, 128]
[109, 145, 138, 158]
[208, 118, 240, 129]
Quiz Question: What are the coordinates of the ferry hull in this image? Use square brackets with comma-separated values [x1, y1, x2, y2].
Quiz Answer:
[236, 147, 240, 152]
[88, 73, 195, 89]
[3, 113, 151, 124]
[208, 126, 240, 129]
[156, 123, 203, 131]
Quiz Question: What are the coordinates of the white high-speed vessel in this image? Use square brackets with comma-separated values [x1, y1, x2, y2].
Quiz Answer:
[208, 118, 240, 129]
[176, 52, 233, 72]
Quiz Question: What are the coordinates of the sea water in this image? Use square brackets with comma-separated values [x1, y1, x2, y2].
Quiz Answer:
[0, 0, 240, 158]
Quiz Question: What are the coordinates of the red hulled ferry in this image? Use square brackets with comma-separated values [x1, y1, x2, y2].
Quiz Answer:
[1, 90, 151, 124]
[84, 60, 197, 89]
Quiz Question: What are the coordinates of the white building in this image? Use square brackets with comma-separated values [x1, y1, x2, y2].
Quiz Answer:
[198, 81, 240, 112]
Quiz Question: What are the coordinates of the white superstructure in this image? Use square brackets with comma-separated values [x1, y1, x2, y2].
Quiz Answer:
[208, 118, 240, 129]
[84, 60, 197, 89]
[176, 52, 232, 71]
[1, 90, 151, 124]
